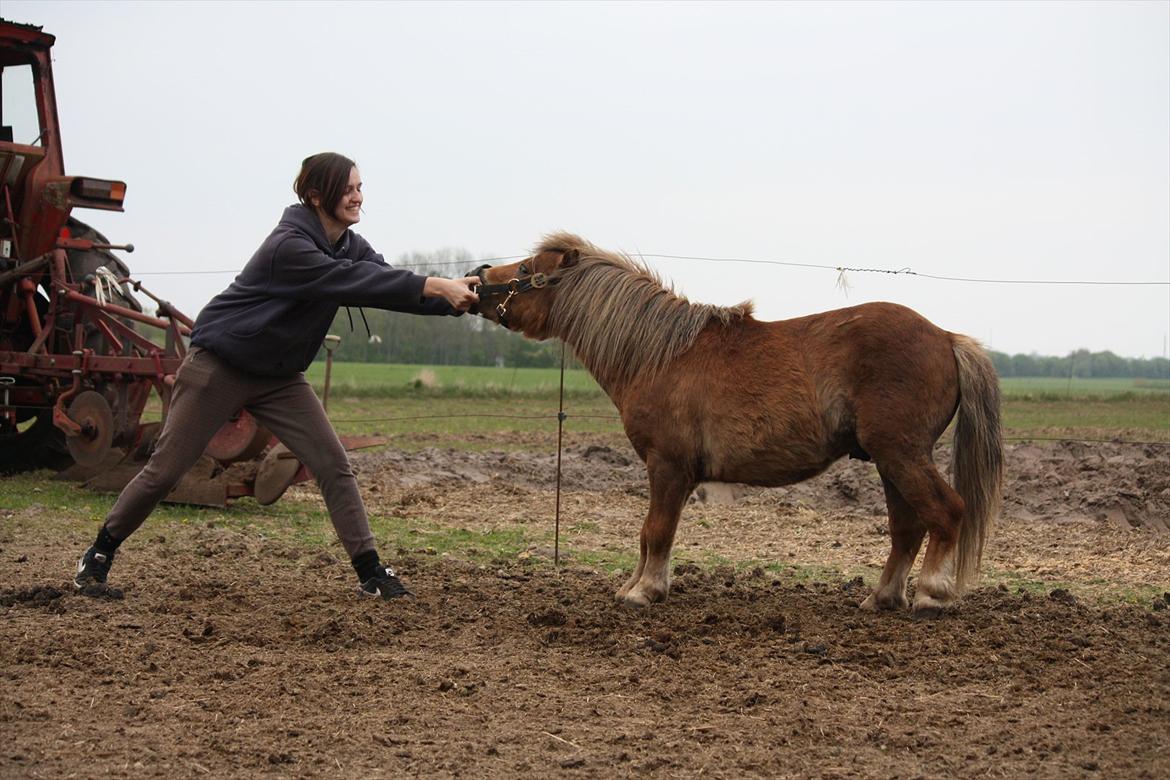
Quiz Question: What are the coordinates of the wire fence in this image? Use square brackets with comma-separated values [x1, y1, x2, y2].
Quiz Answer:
[34, 251, 1167, 286]
[5, 248, 1167, 468]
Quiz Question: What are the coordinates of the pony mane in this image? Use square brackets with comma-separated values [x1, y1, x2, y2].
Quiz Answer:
[537, 232, 753, 387]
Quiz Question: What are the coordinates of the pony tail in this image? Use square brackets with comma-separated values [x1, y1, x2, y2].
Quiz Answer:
[950, 335, 1004, 593]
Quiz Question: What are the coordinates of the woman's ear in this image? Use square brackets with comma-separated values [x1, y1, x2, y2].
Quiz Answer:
[562, 248, 581, 268]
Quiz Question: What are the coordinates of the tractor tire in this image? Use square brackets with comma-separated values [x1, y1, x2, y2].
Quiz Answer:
[0, 409, 72, 474]
[65, 217, 142, 312]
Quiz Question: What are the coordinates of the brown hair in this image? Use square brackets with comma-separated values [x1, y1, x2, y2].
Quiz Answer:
[293, 152, 357, 215]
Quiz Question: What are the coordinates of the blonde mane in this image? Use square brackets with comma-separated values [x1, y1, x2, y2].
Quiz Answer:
[538, 232, 753, 388]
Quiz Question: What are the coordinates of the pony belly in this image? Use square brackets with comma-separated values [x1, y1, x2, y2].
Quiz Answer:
[712, 457, 835, 488]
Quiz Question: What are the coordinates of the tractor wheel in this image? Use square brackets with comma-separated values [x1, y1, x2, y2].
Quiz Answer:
[65, 216, 143, 313]
[0, 409, 72, 474]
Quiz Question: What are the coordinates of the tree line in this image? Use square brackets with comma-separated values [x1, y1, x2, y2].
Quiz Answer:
[988, 349, 1168, 379]
[320, 250, 1170, 379]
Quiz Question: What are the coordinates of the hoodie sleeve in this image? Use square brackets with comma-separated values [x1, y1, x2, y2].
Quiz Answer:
[353, 236, 460, 316]
[263, 233, 455, 315]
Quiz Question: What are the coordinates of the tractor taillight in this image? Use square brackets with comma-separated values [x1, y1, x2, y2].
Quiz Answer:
[70, 177, 126, 204]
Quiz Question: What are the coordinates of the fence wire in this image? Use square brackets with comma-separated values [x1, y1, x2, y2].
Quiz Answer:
[9, 250, 1166, 286]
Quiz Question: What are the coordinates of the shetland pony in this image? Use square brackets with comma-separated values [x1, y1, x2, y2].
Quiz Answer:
[475, 234, 1002, 617]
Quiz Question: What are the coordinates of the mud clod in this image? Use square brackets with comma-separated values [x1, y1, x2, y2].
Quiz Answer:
[0, 585, 64, 607]
[527, 607, 567, 627]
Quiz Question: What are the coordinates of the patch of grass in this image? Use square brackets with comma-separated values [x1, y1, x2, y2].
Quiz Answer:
[572, 548, 638, 575]
[322, 395, 624, 438]
[1001, 396, 1169, 440]
[371, 517, 531, 562]
[982, 567, 1169, 607]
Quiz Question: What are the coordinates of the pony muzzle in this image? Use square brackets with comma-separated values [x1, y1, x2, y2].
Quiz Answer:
[468, 263, 493, 316]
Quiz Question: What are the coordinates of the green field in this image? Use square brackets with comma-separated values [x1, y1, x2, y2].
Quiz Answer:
[303, 361, 604, 397]
[305, 361, 1170, 399]
[296, 362, 1169, 443]
[999, 376, 1170, 397]
[137, 362, 1170, 442]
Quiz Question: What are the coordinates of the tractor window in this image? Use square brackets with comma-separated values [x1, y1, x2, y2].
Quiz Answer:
[0, 64, 41, 145]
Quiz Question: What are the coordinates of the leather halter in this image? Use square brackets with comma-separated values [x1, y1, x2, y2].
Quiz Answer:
[471, 260, 559, 328]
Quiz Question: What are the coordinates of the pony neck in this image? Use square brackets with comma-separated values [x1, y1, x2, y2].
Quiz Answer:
[552, 331, 631, 405]
[542, 256, 751, 401]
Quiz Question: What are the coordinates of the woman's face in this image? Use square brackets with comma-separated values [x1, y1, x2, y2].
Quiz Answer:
[333, 166, 363, 227]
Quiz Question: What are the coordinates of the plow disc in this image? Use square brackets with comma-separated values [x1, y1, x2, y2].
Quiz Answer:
[62, 434, 390, 508]
[64, 391, 115, 469]
[254, 443, 302, 506]
[204, 411, 271, 463]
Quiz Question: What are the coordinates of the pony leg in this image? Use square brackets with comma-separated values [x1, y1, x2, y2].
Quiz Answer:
[860, 478, 926, 611]
[875, 459, 965, 618]
[617, 463, 692, 608]
[616, 537, 647, 601]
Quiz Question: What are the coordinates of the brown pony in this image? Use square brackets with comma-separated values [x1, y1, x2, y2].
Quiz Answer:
[474, 233, 1003, 617]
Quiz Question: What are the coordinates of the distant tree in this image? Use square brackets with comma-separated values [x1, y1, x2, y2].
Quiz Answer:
[983, 349, 1168, 379]
[317, 248, 564, 367]
[989, 351, 1013, 376]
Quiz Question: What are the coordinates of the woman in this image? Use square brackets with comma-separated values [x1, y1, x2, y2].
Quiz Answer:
[73, 152, 479, 600]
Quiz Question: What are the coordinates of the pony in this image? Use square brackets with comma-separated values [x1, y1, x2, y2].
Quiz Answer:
[473, 234, 1003, 617]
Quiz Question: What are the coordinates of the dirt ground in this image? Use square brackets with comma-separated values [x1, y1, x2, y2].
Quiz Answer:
[2, 440, 1169, 778]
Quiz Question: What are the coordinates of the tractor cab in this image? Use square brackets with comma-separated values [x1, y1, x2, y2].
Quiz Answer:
[1, 18, 127, 268]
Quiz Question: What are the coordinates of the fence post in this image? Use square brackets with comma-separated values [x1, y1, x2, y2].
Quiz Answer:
[555, 342, 566, 566]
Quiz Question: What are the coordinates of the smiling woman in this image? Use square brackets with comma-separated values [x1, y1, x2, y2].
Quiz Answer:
[71, 152, 481, 603]
[294, 152, 364, 241]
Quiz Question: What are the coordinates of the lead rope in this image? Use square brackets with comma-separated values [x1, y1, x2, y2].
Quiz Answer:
[554, 341, 566, 567]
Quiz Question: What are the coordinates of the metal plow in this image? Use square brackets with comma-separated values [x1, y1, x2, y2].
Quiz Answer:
[57, 429, 389, 509]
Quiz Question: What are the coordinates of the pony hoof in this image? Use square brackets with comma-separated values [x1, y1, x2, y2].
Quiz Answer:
[619, 583, 666, 608]
[911, 606, 943, 620]
[620, 591, 652, 609]
[860, 592, 908, 611]
[911, 595, 948, 620]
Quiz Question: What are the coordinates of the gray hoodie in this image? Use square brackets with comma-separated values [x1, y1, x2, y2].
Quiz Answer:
[191, 205, 456, 376]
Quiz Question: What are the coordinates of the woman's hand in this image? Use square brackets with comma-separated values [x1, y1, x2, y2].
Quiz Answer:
[423, 276, 480, 312]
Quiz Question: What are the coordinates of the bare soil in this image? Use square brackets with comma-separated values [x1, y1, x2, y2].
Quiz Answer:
[2, 440, 1169, 778]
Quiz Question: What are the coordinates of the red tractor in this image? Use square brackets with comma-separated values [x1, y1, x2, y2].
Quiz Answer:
[0, 19, 361, 504]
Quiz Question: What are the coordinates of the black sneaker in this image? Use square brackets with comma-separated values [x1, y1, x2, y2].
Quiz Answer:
[358, 567, 413, 600]
[75, 546, 114, 589]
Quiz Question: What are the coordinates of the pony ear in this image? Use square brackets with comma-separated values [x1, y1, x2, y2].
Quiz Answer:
[562, 248, 581, 268]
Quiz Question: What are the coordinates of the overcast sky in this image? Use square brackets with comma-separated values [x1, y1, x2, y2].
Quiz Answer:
[5, 1, 1168, 358]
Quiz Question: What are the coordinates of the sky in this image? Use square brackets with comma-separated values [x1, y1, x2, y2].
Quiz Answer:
[4, 0, 1168, 358]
